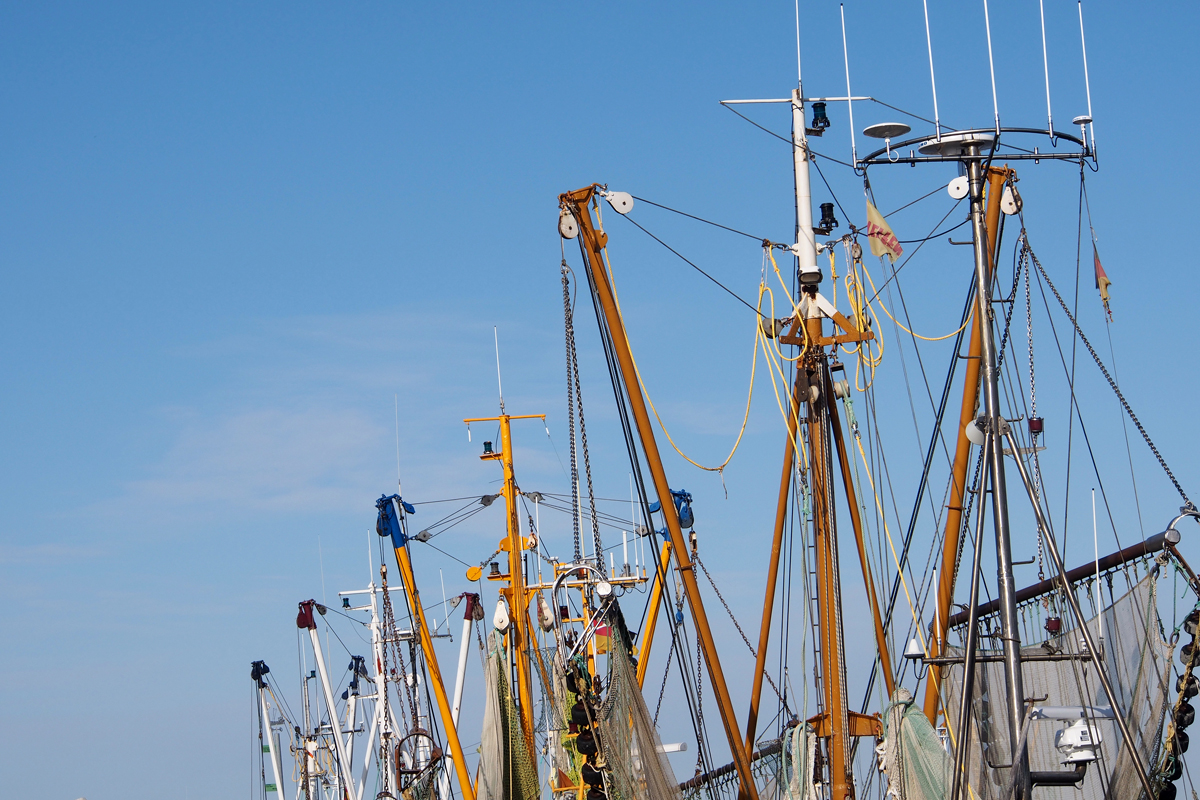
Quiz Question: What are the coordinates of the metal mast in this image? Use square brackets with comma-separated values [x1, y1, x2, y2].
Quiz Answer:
[964, 137, 1028, 793]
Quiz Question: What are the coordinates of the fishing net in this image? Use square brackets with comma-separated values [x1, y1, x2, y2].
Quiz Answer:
[598, 639, 684, 800]
[878, 688, 952, 800]
[677, 737, 788, 800]
[477, 632, 540, 800]
[938, 571, 1171, 800]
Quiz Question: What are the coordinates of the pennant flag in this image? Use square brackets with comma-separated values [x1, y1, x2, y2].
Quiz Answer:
[866, 201, 903, 263]
[1093, 245, 1112, 320]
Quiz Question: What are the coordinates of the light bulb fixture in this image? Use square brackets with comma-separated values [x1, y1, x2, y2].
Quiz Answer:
[807, 101, 831, 136]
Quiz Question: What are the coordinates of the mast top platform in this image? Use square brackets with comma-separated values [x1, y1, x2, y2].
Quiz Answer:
[917, 131, 995, 157]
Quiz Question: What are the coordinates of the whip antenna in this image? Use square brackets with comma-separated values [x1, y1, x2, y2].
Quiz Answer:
[494, 326, 506, 415]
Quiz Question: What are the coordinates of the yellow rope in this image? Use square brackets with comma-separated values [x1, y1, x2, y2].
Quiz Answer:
[849, 426, 961, 750]
[860, 257, 970, 342]
[755, 282, 809, 474]
[602, 247, 755, 474]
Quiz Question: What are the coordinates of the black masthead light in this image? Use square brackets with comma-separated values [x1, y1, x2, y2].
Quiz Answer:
[807, 101, 830, 136]
[815, 202, 838, 235]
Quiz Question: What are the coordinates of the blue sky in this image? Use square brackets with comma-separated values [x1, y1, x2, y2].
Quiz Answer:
[2, 2, 1199, 798]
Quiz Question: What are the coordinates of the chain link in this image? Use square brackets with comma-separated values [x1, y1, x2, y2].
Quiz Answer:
[652, 634, 676, 726]
[562, 264, 583, 562]
[380, 563, 419, 729]
[694, 554, 787, 706]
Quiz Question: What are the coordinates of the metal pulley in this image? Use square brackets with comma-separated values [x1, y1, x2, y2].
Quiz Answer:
[559, 206, 579, 239]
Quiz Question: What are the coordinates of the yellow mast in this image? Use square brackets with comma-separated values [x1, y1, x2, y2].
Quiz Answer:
[380, 504, 477, 800]
[465, 411, 545, 761]
[561, 184, 762, 800]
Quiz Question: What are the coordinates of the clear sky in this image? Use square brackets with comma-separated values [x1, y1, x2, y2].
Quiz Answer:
[2, 2, 1198, 798]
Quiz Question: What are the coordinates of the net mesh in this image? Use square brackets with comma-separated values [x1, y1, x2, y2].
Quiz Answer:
[879, 688, 952, 800]
[938, 571, 1171, 800]
[477, 632, 540, 800]
[599, 638, 685, 800]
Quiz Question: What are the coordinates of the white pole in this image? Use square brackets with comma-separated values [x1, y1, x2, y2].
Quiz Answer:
[623, 530, 629, 574]
[1038, 0, 1054, 135]
[982, 0, 999, 134]
[344, 691, 358, 780]
[452, 607, 474, 724]
[791, 89, 818, 272]
[1078, 1, 1096, 153]
[259, 687, 285, 799]
[309, 626, 355, 798]
[356, 700, 380, 800]
[839, 5, 857, 165]
[922, 0, 941, 139]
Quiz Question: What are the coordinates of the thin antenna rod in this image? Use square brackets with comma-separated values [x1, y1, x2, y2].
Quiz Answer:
[794, 0, 802, 85]
[1078, 1, 1095, 152]
[983, 0, 1000, 134]
[921, 0, 941, 139]
[839, 5, 857, 165]
[493, 326, 506, 415]
[1038, 0, 1054, 136]
[395, 394, 402, 493]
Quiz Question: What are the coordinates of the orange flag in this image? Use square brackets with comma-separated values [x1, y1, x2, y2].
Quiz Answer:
[866, 201, 903, 263]
[1094, 245, 1112, 320]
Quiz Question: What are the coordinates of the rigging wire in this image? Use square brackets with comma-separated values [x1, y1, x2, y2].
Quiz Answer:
[617, 212, 764, 317]
[630, 195, 767, 242]
[1023, 233, 1193, 508]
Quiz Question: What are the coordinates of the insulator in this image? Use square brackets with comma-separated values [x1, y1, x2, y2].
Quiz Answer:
[576, 730, 598, 757]
[582, 763, 604, 786]
[1175, 701, 1195, 730]
[1181, 640, 1197, 667]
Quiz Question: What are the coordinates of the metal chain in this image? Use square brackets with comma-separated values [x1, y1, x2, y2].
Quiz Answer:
[1025, 255, 1046, 581]
[562, 264, 583, 562]
[562, 262, 603, 560]
[695, 554, 786, 705]
[1023, 233, 1193, 508]
[652, 634, 676, 726]
[380, 564, 419, 728]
